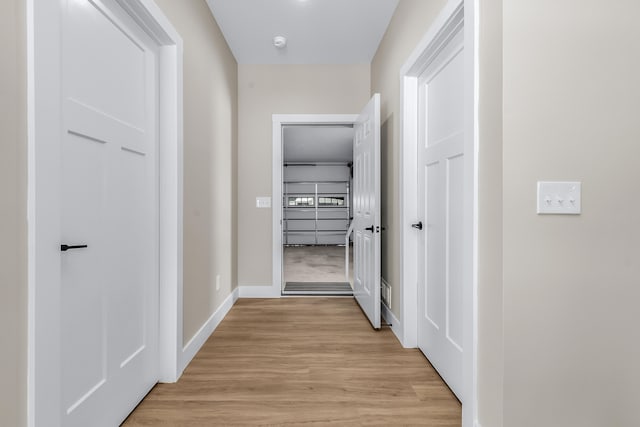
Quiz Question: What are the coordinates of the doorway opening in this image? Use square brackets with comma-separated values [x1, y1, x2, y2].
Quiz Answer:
[281, 125, 354, 296]
[271, 114, 358, 300]
[272, 101, 381, 329]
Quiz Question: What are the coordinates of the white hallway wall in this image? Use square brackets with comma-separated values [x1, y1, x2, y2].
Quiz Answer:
[237, 64, 370, 287]
[154, 0, 238, 346]
[477, 0, 504, 425]
[0, 0, 27, 425]
[502, 1, 640, 425]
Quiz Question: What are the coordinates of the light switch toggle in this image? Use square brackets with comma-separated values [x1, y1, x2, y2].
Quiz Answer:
[537, 181, 581, 215]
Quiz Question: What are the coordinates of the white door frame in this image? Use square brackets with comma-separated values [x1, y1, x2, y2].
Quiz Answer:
[271, 114, 359, 298]
[27, 1, 184, 425]
[399, 0, 478, 426]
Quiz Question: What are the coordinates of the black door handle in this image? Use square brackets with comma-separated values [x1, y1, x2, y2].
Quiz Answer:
[411, 221, 423, 230]
[61, 244, 88, 252]
[364, 225, 375, 232]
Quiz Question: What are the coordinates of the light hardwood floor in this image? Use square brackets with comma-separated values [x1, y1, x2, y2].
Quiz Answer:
[123, 298, 461, 426]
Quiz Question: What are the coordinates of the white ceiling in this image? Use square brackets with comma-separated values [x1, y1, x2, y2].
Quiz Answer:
[283, 126, 354, 163]
[205, 0, 399, 64]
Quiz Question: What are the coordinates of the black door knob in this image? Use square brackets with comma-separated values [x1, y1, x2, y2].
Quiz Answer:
[364, 225, 375, 232]
[411, 221, 423, 230]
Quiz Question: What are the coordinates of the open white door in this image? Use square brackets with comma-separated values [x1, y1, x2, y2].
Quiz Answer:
[352, 94, 381, 329]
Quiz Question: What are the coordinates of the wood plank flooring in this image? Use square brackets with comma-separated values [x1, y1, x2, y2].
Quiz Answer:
[123, 298, 461, 426]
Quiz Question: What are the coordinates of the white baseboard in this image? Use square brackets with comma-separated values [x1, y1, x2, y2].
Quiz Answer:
[239, 284, 281, 298]
[180, 287, 239, 372]
[381, 301, 403, 346]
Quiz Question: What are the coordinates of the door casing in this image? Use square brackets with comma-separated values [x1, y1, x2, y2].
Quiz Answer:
[27, 1, 184, 425]
[399, 0, 478, 426]
[268, 115, 358, 299]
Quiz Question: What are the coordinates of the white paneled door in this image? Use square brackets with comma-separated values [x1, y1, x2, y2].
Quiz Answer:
[352, 94, 381, 329]
[416, 26, 466, 400]
[60, 1, 159, 425]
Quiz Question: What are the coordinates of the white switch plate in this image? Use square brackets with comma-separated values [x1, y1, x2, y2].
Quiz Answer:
[256, 196, 271, 208]
[537, 181, 581, 214]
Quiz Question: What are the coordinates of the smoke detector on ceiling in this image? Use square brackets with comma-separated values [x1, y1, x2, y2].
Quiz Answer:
[273, 36, 287, 49]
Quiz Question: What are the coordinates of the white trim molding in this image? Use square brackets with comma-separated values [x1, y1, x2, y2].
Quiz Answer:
[27, 1, 183, 425]
[398, 1, 478, 427]
[139, 0, 185, 387]
[239, 284, 281, 298]
[381, 302, 403, 347]
[271, 114, 359, 299]
[181, 288, 239, 372]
